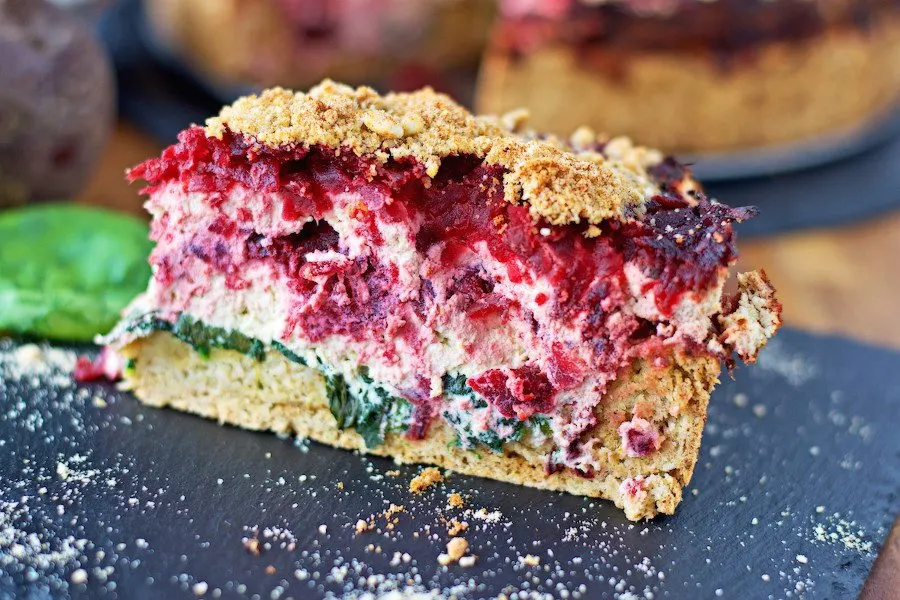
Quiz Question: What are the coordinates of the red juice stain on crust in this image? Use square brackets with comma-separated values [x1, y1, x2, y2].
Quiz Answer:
[467, 365, 555, 421]
[73, 348, 122, 383]
[618, 417, 661, 458]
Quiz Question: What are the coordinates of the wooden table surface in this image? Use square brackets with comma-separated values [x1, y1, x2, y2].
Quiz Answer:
[78, 124, 900, 597]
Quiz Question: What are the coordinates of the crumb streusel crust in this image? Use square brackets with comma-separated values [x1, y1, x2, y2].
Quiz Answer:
[205, 80, 673, 228]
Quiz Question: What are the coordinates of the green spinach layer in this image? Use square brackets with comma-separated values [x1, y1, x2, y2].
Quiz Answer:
[124, 314, 547, 452]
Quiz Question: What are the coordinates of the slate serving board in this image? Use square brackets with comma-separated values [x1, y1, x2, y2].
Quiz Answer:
[0, 328, 898, 600]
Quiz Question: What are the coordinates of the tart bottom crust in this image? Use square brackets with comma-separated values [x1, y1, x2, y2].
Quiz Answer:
[477, 16, 900, 154]
[120, 332, 720, 521]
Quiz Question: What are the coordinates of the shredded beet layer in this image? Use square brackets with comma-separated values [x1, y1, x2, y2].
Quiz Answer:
[131, 127, 747, 313]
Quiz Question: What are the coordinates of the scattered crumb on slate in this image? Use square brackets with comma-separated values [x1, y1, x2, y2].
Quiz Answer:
[447, 493, 464, 509]
[437, 537, 470, 566]
[519, 554, 540, 567]
[409, 468, 443, 494]
[447, 520, 468, 536]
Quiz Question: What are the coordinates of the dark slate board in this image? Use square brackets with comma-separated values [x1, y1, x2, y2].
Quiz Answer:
[1, 328, 898, 600]
[704, 134, 900, 238]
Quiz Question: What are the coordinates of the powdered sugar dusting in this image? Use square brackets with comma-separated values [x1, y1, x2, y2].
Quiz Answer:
[755, 338, 817, 386]
[0, 342, 76, 389]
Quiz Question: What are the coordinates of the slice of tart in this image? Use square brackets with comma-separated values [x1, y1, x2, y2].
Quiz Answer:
[105, 81, 781, 521]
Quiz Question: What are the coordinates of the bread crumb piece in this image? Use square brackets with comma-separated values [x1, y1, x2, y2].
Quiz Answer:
[447, 537, 468, 561]
[447, 519, 469, 536]
[382, 504, 406, 531]
[354, 519, 371, 534]
[438, 537, 470, 565]
[447, 493, 465, 508]
[337, 482, 344, 490]
[519, 554, 540, 567]
[244, 538, 261, 555]
[409, 467, 443, 494]
[458, 555, 477, 568]
[718, 270, 782, 363]
[385, 470, 400, 477]
[265, 565, 276, 575]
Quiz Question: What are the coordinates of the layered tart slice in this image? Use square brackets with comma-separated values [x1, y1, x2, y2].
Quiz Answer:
[105, 81, 781, 520]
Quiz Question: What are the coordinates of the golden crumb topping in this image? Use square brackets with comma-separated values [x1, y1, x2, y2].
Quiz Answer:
[205, 80, 672, 227]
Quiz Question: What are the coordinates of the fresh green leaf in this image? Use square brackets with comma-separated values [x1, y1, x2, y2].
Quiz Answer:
[0, 203, 153, 341]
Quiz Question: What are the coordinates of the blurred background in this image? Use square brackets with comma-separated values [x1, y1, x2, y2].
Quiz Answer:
[1, 0, 899, 349]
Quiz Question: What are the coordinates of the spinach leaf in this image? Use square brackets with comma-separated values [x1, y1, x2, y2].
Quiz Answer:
[325, 373, 353, 429]
[0, 204, 153, 341]
[323, 371, 411, 449]
[354, 399, 387, 449]
[443, 373, 471, 396]
[125, 313, 265, 362]
[271, 341, 307, 366]
[170, 314, 265, 361]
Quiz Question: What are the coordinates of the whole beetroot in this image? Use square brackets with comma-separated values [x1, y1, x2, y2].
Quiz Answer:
[0, 0, 114, 205]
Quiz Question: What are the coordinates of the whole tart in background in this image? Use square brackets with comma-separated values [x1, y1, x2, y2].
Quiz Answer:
[145, 0, 495, 94]
[476, 0, 900, 155]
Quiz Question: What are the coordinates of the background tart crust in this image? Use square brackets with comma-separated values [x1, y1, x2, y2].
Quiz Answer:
[145, 0, 494, 90]
[476, 16, 900, 154]
[120, 332, 720, 521]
